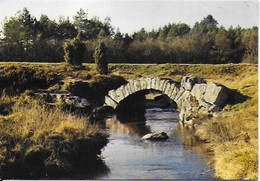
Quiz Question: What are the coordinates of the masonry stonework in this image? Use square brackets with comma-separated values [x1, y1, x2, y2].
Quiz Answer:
[104, 76, 229, 125]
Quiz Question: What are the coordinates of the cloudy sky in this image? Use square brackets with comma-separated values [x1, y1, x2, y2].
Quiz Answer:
[0, 0, 258, 34]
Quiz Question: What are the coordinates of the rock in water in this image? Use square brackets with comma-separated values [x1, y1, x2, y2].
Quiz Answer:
[141, 131, 169, 141]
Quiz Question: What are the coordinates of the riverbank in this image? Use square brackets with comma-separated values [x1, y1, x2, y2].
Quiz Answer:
[110, 63, 258, 179]
[0, 63, 258, 179]
[0, 91, 108, 179]
[0, 63, 113, 178]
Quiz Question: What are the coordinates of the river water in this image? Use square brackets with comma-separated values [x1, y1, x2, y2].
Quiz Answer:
[94, 108, 214, 179]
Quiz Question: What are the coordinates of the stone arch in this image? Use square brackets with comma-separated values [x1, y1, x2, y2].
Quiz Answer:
[105, 77, 181, 108]
[104, 76, 231, 125]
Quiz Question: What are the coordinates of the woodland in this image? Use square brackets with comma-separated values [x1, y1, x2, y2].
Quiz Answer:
[0, 8, 258, 64]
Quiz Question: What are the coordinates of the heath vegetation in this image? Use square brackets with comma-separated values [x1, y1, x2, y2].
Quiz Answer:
[0, 91, 108, 178]
[0, 63, 257, 179]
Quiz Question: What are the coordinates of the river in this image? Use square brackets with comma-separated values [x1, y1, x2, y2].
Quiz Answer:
[92, 108, 214, 179]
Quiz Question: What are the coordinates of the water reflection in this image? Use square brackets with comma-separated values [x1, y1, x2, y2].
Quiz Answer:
[172, 124, 196, 147]
[105, 116, 151, 137]
[65, 159, 110, 180]
[97, 108, 214, 179]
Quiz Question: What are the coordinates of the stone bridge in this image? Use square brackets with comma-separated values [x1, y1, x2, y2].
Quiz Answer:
[104, 76, 230, 125]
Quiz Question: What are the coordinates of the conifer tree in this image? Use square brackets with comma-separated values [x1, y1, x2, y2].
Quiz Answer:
[94, 41, 108, 74]
[63, 34, 85, 65]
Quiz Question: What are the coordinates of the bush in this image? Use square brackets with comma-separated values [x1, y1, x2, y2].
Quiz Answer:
[93, 41, 108, 74]
[63, 35, 85, 65]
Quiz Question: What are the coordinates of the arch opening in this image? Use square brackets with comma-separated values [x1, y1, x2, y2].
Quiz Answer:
[115, 89, 178, 123]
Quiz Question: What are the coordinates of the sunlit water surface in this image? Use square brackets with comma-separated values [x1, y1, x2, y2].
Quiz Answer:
[94, 108, 214, 179]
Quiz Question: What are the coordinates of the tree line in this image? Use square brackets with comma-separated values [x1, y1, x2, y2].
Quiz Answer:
[0, 8, 258, 64]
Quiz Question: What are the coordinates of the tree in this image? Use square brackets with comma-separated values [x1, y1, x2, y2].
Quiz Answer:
[2, 8, 37, 61]
[73, 8, 89, 40]
[57, 17, 77, 40]
[213, 27, 232, 63]
[3, 8, 36, 44]
[113, 28, 123, 41]
[147, 29, 158, 40]
[94, 41, 108, 74]
[37, 14, 58, 40]
[167, 23, 190, 39]
[133, 28, 147, 41]
[103, 16, 114, 37]
[241, 27, 258, 63]
[193, 15, 218, 34]
[63, 34, 85, 65]
[158, 25, 171, 40]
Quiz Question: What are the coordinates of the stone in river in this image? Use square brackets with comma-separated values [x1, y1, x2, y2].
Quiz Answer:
[141, 131, 169, 141]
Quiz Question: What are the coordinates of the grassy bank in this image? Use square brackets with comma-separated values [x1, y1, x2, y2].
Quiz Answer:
[0, 92, 108, 179]
[0, 62, 258, 179]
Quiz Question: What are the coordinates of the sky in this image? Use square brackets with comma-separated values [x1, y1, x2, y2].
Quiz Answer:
[0, 0, 259, 34]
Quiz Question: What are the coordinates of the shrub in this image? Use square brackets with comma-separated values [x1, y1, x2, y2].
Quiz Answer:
[93, 41, 108, 74]
[63, 34, 85, 65]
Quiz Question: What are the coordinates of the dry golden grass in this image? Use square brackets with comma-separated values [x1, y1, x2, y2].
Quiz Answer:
[193, 68, 258, 179]
[214, 140, 258, 179]
[0, 92, 107, 178]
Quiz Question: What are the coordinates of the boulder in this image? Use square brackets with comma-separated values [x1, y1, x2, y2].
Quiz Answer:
[203, 82, 228, 107]
[191, 83, 207, 101]
[141, 131, 169, 141]
[65, 95, 90, 107]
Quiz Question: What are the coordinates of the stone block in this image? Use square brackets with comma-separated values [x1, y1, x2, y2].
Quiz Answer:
[164, 82, 171, 95]
[116, 87, 125, 102]
[191, 83, 207, 101]
[203, 82, 228, 107]
[123, 86, 130, 98]
[125, 83, 133, 95]
[155, 77, 161, 90]
[170, 85, 180, 100]
[174, 87, 185, 103]
[166, 83, 176, 97]
[162, 80, 170, 92]
[139, 77, 146, 89]
[146, 77, 152, 89]
[128, 80, 136, 93]
[158, 79, 166, 91]
[151, 78, 156, 89]
[135, 80, 142, 91]
[131, 80, 136, 92]
[176, 91, 190, 106]
[108, 90, 119, 103]
[104, 96, 118, 109]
